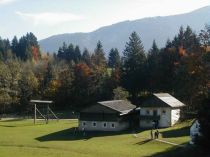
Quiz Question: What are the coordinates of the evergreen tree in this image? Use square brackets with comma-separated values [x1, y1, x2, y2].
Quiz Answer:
[11, 36, 19, 57]
[82, 48, 91, 66]
[16, 32, 40, 61]
[90, 41, 108, 101]
[122, 31, 146, 98]
[67, 43, 74, 61]
[184, 26, 200, 53]
[26, 32, 41, 60]
[108, 48, 120, 68]
[147, 40, 160, 92]
[165, 39, 172, 48]
[172, 26, 200, 54]
[57, 42, 67, 59]
[74, 45, 81, 63]
[91, 41, 106, 67]
[0, 38, 12, 61]
[176, 26, 185, 46]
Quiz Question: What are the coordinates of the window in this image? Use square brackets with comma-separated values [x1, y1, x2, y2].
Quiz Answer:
[162, 110, 166, 114]
[153, 110, 157, 116]
[103, 122, 107, 128]
[82, 122, 86, 126]
[111, 123, 115, 128]
[146, 110, 150, 115]
[92, 122, 97, 127]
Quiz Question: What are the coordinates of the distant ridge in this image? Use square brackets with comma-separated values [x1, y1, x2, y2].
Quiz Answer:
[39, 6, 210, 55]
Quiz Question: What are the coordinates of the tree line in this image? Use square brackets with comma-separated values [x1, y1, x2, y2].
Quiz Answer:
[0, 25, 210, 114]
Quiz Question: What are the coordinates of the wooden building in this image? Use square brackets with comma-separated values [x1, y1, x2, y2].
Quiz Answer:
[79, 100, 136, 131]
[139, 93, 185, 128]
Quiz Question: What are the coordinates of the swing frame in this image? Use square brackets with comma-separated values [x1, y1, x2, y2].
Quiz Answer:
[30, 100, 59, 124]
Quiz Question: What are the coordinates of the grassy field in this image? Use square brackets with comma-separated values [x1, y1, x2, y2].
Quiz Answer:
[0, 119, 196, 157]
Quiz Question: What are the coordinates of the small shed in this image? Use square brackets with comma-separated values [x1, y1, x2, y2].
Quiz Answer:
[79, 100, 136, 131]
[140, 93, 185, 128]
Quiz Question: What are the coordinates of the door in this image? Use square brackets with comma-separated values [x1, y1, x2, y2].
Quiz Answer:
[153, 110, 157, 116]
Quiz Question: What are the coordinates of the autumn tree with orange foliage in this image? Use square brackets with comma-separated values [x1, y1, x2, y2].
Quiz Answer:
[11, 32, 41, 61]
[1, 25, 210, 116]
[173, 26, 208, 111]
[72, 63, 95, 109]
[31, 46, 40, 63]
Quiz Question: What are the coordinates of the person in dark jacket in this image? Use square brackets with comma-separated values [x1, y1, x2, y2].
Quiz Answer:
[150, 129, 153, 139]
[155, 130, 159, 139]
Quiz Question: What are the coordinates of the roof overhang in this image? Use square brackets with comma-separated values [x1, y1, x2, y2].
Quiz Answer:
[30, 100, 53, 104]
[119, 109, 133, 115]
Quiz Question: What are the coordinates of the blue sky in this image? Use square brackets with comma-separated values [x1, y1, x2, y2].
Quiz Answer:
[0, 0, 210, 40]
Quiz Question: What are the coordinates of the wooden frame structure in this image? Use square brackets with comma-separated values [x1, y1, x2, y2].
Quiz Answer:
[30, 100, 59, 124]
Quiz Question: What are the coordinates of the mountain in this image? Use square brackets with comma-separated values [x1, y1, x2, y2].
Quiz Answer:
[39, 6, 210, 55]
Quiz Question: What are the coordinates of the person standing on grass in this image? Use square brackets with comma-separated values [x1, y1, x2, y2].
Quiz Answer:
[156, 130, 159, 139]
[154, 130, 159, 139]
[154, 130, 157, 139]
[82, 127, 86, 136]
[150, 129, 153, 139]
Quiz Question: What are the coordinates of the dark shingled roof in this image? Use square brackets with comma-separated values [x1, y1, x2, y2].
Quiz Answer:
[141, 93, 185, 108]
[98, 100, 136, 114]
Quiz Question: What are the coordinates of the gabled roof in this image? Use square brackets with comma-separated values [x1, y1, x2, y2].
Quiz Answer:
[141, 93, 185, 108]
[98, 100, 136, 115]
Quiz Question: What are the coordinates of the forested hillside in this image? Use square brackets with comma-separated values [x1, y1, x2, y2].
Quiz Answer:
[0, 25, 210, 116]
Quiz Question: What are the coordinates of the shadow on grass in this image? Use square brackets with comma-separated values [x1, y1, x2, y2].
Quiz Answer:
[145, 144, 206, 157]
[0, 118, 25, 122]
[136, 139, 152, 145]
[0, 123, 46, 127]
[0, 124, 16, 127]
[36, 127, 139, 142]
[161, 126, 189, 138]
[0, 119, 46, 127]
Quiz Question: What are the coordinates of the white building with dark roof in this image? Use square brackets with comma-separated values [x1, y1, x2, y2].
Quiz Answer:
[140, 93, 185, 128]
[79, 100, 137, 131]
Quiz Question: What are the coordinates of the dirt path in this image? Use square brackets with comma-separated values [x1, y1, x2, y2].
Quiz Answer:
[154, 139, 186, 147]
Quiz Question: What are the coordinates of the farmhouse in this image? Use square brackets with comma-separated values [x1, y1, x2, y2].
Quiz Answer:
[139, 93, 185, 128]
[79, 100, 136, 131]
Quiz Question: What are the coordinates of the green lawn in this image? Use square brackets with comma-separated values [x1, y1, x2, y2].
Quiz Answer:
[0, 119, 195, 157]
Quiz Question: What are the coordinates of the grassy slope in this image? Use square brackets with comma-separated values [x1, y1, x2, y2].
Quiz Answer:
[0, 119, 193, 157]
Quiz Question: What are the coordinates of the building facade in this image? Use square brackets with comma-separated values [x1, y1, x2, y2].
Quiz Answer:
[139, 93, 185, 128]
[79, 100, 136, 131]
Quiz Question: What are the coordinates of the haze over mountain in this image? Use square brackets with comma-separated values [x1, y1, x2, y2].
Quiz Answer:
[39, 6, 210, 55]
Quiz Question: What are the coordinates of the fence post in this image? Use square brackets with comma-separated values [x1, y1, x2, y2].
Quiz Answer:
[34, 104, 36, 125]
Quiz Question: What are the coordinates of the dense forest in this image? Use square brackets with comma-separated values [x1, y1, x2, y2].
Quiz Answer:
[0, 25, 210, 117]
